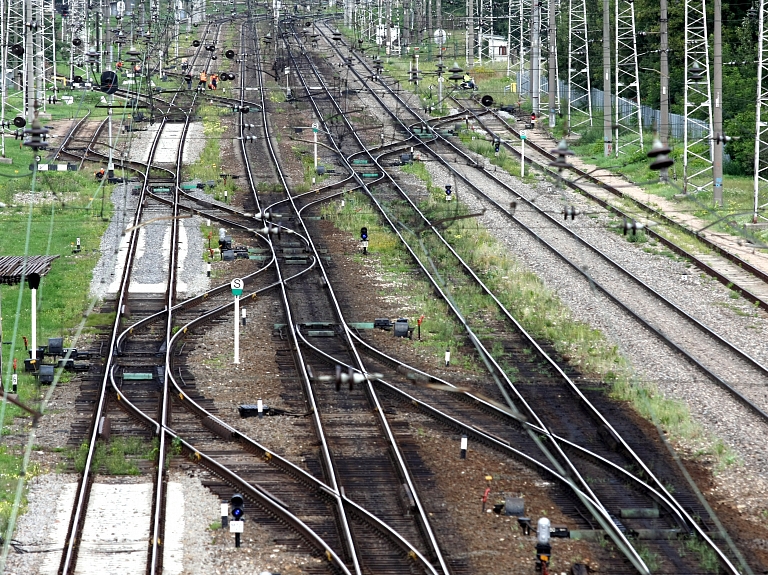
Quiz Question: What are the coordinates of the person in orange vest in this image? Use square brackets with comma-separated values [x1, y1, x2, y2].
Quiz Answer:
[210, 73, 218, 90]
[95, 167, 105, 180]
[198, 70, 207, 90]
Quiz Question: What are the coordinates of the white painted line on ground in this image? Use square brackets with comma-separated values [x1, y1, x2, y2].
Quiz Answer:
[74, 482, 153, 575]
[162, 482, 185, 575]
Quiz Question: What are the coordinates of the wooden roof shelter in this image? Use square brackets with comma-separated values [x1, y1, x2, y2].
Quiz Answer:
[0, 255, 60, 285]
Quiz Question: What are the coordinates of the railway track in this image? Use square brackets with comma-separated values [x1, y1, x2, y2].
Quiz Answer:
[20, 5, 764, 575]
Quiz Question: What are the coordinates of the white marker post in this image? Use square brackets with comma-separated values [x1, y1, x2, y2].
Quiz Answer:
[28, 273, 41, 363]
[231, 278, 244, 364]
[520, 131, 527, 177]
[312, 122, 319, 171]
[221, 502, 229, 528]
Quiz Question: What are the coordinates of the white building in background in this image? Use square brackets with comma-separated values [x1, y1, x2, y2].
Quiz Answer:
[487, 35, 509, 63]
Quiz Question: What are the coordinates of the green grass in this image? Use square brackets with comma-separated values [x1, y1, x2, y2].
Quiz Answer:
[0, 141, 112, 543]
[183, 103, 239, 204]
[72, 436, 156, 475]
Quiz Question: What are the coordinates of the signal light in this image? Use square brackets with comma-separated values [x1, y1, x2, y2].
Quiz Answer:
[192, 39, 200, 47]
[622, 218, 645, 236]
[11, 43, 24, 57]
[225, 49, 235, 59]
[563, 206, 579, 220]
[360, 227, 368, 241]
[231, 494, 244, 521]
[493, 136, 501, 154]
[72, 38, 82, 47]
[445, 184, 453, 201]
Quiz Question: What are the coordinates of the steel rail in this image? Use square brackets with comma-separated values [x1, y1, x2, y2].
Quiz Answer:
[56, 22, 218, 574]
[235, 14, 364, 572]
[284, 27, 455, 574]
[327, 26, 745, 574]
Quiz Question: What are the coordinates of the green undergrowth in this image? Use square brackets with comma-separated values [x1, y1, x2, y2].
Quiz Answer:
[184, 103, 239, 204]
[0, 445, 42, 543]
[71, 436, 157, 475]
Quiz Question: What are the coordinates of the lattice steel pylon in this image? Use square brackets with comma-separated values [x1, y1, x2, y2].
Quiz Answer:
[614, 0, 642, 155]
[1, 0, 27, 131]
[567, 0, 591, 133]
[754, 0, 768, 222]
[34, 0, 56, 112]
[66, 0, 88, 84]
[684, 0, 713, 194]
[509, 0, 531, 95]
[476, 0, 493, 64]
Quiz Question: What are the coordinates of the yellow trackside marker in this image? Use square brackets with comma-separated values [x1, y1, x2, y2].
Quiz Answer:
[408, 550, 417, 560]
[485, 475, 493, 481]
[194, 452, 201, 461]
[326, 550, 332, 561]
[251, 293, 257, 300]
[264, 452, 272, 461]
[179, 392, 184, 400]
[117, 393, 121, 401]
[183, 327, 187, 333]
[129, 328, 133, 335]
[203, 293, 208, 298]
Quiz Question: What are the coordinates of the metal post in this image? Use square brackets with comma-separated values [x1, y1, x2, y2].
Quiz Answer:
[521, 135, 526, 176]
[30, 288, 36, 361]
[659, 0, 669, 146]
[467, 0, 474, 67]
[530, 0, 540, 116]
[233, 295, 240, 364]
[548, 0, 556, 128]
[603, 0, 612, 156]
[754, 0, 768, 223]
[712, 0, 723, 205]
[25, 0, 34, 124]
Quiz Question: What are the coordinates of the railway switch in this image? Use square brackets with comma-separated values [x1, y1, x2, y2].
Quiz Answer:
[393, 318, 412, 338]
[230, 494, 245, 548]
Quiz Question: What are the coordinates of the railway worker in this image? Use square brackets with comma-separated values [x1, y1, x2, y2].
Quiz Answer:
[531, 112, 537, 129]
[198, 70, 208, 90]
[210, 73, 218, 90]
[95, 167, 105, 180]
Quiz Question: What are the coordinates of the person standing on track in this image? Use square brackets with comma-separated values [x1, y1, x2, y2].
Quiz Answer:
[198, 70, 207, 90]
[211, 73, 218, 90]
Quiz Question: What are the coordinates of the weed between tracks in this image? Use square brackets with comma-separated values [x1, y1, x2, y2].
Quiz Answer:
[71, 436, 158, 475]
[184, 103, 239, 204]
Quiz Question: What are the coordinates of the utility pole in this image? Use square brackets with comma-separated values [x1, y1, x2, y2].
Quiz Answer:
[467, 0, 474, 67]
[548, 0, 556, 128]
[754, 0, 768, 223]
[530, 0, 540, 116]
[660, 0, 669, 145]
[713, 0, 723, 205]
[25, 0, 34, 125]
[603, 0, 612, 156]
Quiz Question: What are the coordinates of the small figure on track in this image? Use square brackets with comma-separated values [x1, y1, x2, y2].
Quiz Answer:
[198, 70, 207, 90]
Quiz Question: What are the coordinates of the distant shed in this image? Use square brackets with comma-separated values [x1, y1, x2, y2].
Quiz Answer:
[0, 255, 59, 285]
